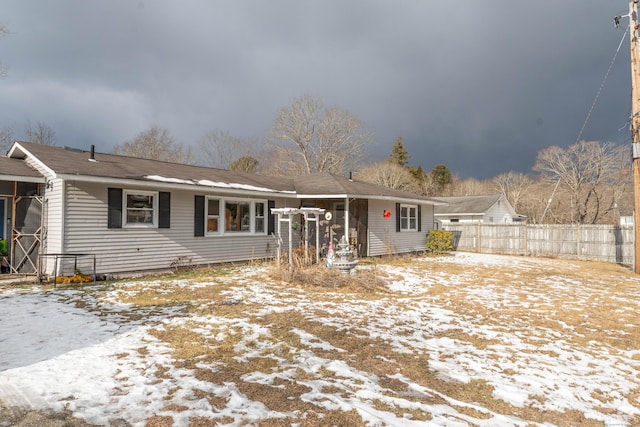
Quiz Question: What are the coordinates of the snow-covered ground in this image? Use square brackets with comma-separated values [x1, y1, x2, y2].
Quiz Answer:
[0, 252, 639, 426]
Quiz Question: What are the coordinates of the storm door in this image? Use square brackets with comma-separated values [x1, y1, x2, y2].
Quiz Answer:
[349, 199, 368, 257]
[12, 183, 43, 274]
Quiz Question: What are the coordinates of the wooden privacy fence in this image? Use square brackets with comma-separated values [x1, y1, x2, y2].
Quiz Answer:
[443, 223, 634, 265]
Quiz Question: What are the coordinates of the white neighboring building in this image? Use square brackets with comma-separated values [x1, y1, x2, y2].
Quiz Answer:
[433, 194, 524, 226]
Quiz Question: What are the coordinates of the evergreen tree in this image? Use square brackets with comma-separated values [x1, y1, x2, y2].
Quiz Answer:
[389, 137, 410, 167]
[431, 164, 452, 194]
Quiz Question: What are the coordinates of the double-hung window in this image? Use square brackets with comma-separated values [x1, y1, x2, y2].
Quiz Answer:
[207, 199, 220, 233]
[124, 190, 158, 227]
[400, 204, 418, 231]
[108, 188, 170, 229]
[255, 202, 265, 233]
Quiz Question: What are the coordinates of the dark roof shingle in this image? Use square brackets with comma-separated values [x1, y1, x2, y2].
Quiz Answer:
[0, 156, 43, 180]
[6, 142, 440, 204]
[10, 141, 294, 192]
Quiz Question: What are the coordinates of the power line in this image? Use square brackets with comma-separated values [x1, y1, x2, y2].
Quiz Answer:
[544, 24, 630, 225]
[575, 26, 629, 145]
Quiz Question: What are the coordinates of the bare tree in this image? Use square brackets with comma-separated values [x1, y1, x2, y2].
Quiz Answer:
[0, 125, 13, 153]
[356, 161, 418, 192]
[269, 94, 372, 175]
[199, 130, 259, 169]
[518, 177, 562, 224]
[450, 176, 493, 196]
[25, 120, 56, 146]
[0, 22, 8, 79]
[492, 171, 534, 212]
[534, 140, 628, 224]
[114, 126, 193, 164]
[230, 156, 259, 174]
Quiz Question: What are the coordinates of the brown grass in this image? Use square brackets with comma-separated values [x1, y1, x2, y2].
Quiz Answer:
[45, 254, 637, 426]
[144, 415, 174, 427]
[269, 263, 389, 292]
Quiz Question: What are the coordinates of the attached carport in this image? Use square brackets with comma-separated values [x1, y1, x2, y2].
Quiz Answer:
[0, 156, 45, 275]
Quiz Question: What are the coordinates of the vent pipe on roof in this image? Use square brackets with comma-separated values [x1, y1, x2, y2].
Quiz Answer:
[349, 171, 353, 181]
[89, 145, 95, 161]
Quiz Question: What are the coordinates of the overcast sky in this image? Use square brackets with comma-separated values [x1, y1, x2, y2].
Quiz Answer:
[0, 1, 634, 178]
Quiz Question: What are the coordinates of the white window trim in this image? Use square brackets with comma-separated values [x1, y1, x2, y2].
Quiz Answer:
[206, 198, 221, 235]
[254, 201, 266, 234]
[400, 204, 418, 231]
[123, 189, 158, 228]
[206, 197, 267, 236]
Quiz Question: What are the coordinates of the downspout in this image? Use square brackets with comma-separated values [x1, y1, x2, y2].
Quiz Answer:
[345, 172, 353, 244]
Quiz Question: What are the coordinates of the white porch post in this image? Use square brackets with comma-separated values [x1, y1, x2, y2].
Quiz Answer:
[344, 197, 350, 243]
[276, 212, 282, 269]
[287, 214, 292, 268]
[315, 213, 320, 264]
[303, 212, 309, 265]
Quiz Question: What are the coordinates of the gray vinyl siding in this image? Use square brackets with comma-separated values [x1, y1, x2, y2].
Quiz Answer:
[54, 181, 288, 275]
[24, 157, 60, 273]
[41, 178, 64, 273]
[422, 204, 436, 235]
[367, 200, 434, 256]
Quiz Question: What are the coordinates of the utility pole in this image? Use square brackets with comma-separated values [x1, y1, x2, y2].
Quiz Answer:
[629, 0, 640, 273]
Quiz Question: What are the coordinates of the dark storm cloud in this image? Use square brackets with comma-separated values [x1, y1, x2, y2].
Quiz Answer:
[0, 1, 633, 178]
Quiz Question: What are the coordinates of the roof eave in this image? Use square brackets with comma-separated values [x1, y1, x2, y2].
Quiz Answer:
[56, 174, 299, 198]
[296, 193, 442, 205]
[8, 142, 57, 177]
[0, 175, 45, 184]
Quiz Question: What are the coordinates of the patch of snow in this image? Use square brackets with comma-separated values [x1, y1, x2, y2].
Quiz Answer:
[0, 252, 638, 426]
[144, 175, 295, 194]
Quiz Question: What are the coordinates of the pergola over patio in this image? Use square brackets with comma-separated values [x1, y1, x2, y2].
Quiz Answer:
[270, 207, 326, 268]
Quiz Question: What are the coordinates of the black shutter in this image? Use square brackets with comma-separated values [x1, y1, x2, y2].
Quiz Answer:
[194, 195, 205, 237]
[418, 205, 422, 232]
[158, 192, 171, 228]
[267, 200, 275, 235]
[396, 203, 401, 233]
[108, 188, 123, 229]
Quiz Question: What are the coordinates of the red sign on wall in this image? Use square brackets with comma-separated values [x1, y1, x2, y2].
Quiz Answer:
[383, 210, 392, 218]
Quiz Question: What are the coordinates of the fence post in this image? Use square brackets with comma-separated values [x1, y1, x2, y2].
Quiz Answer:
[453, 223, 631, 264]
[576, 223, 581, 260]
